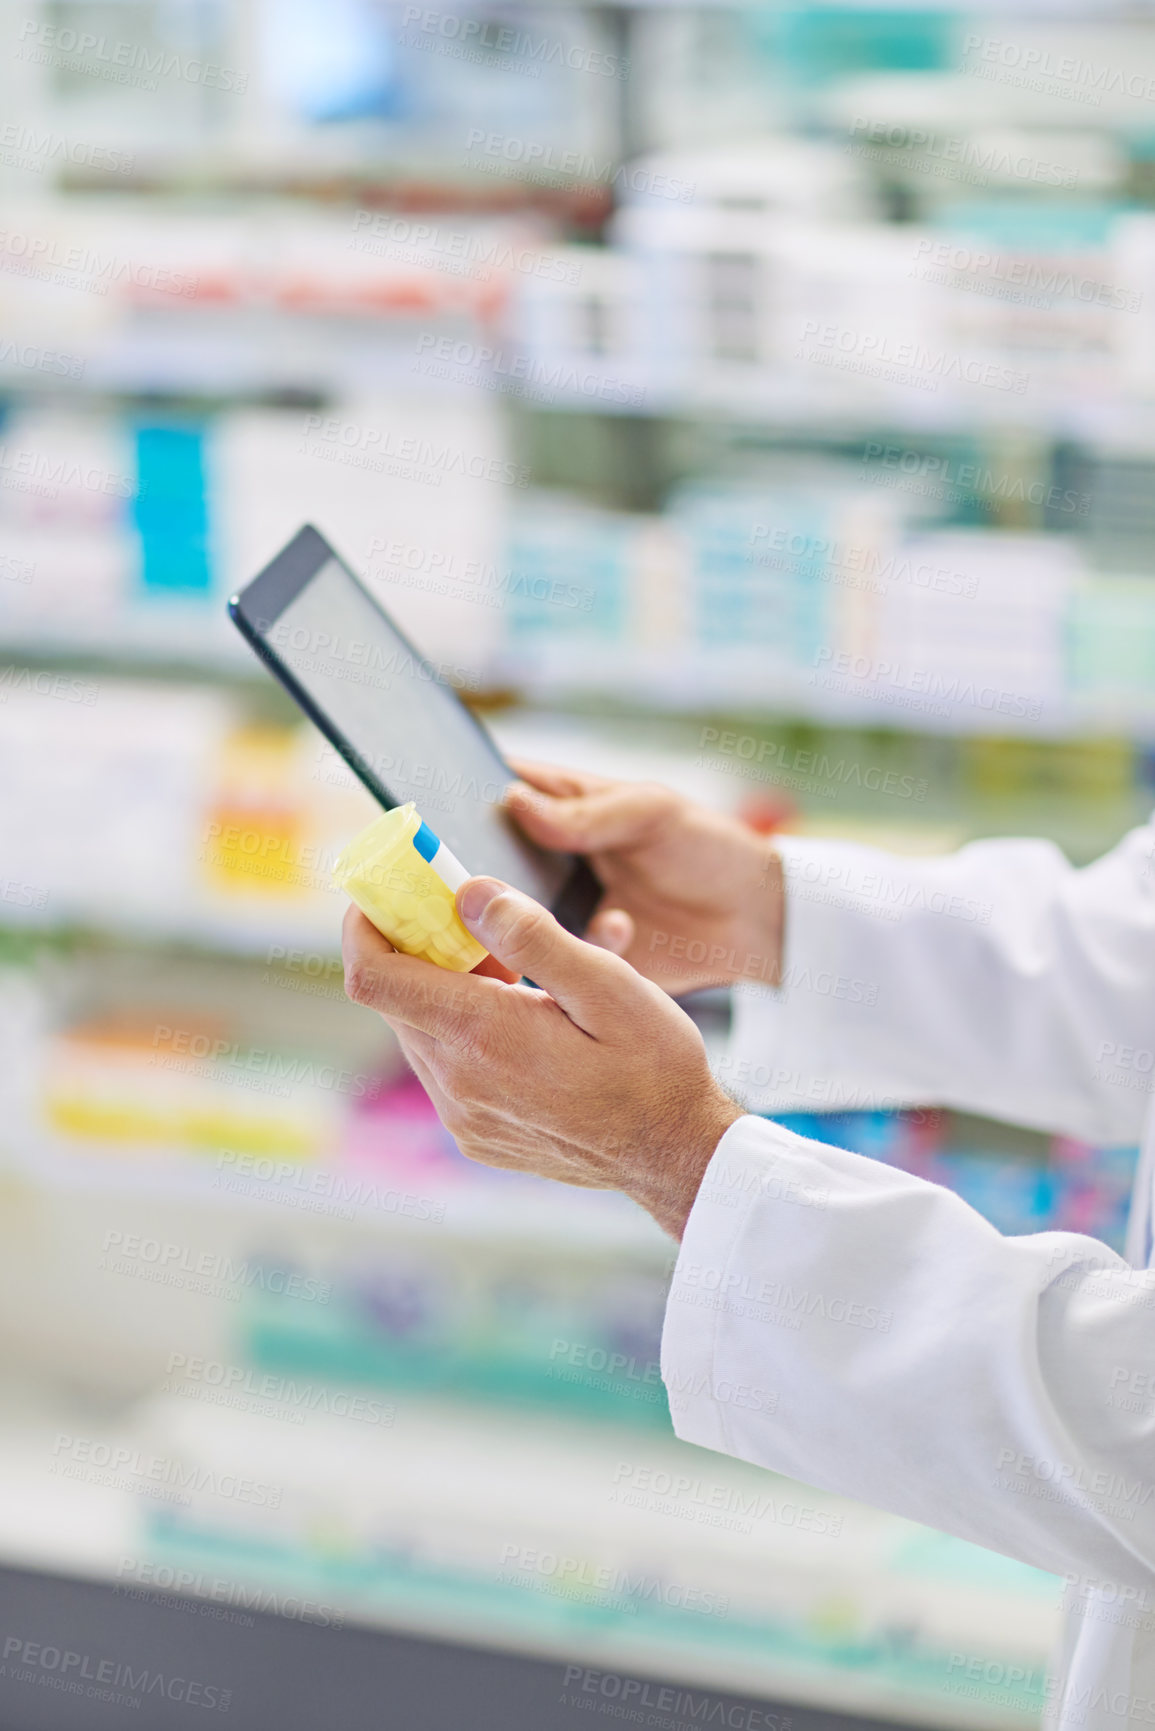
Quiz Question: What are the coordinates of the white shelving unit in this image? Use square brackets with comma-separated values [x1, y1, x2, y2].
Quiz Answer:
[4, 2, 1153, 1723]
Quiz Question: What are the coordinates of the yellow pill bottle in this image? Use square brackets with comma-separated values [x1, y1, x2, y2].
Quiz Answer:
[332, 802, 489, 973]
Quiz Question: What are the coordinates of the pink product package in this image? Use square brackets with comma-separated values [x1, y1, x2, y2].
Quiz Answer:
[344, 1072, 522, 1187]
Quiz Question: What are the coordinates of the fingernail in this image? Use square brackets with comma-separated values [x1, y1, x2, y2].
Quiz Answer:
[459, 876, 504, 928]
[506, 781, 535, 810]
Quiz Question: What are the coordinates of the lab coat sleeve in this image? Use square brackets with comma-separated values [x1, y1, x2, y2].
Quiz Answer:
[721, 818, 1155, 1145]
[663, 1116, 1155, 1587]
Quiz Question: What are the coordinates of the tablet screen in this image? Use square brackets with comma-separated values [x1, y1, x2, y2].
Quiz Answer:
[262, 553, 569, 903]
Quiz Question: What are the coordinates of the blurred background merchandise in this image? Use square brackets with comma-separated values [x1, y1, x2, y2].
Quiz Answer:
[9, 0, 1155, 1725]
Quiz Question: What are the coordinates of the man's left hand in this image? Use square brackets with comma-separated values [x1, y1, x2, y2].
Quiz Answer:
[341, 877, 744, 1239]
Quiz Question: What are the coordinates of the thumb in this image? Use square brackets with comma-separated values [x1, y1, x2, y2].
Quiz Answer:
[457, 877, 622, 1033]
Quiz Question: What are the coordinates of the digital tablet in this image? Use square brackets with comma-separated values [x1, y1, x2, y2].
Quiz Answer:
[227, 524, 601, 934]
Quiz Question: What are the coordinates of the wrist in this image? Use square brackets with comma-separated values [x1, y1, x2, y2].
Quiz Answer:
[723, 839, 784, 991]
[625, 1090, 745, 1241]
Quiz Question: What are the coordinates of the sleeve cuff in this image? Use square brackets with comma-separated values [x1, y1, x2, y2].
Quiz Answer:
[716, 834, 929, 1115]
[660, 1114, 819, 1454]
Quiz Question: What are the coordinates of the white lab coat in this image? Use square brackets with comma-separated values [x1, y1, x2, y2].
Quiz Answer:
[661, 819, 1155, 1731]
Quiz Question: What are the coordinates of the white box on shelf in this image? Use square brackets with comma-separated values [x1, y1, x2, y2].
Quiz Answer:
[212, 395, 510, 677]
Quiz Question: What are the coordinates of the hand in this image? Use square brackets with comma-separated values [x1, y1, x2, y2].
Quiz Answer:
[505, 758, 784, 997]
[341, 878, 745, 1239]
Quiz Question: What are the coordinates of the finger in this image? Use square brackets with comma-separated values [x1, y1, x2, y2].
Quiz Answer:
[505, 757, 611, 800]
[393, 1033, 537, 1178]
[585, 907, 635, 956]
[393, 1027, 440, 1090]
[392, 1021, 436, 1071]
[456, 877, 628, 1034]
[504, 777, 678, 855]
[393, 1039, 471, 1147]
[342, 905, 501, 1045]
[343, 900, 396, 957]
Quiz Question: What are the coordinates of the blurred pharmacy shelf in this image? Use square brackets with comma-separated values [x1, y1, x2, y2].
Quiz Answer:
[0, 689, 1149, 975]
[4, 1122, 672, 1258]
[494, 643, 1155, 743]
[5, 2, 1155, 1722]
[11, 408, 1155, 751]
[0, 1381, 1064, 1731]
[11, 1028, 1131, 1256]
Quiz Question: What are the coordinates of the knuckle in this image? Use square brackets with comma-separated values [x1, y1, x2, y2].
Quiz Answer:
[458, 1021, 495, 1067]
[561, 800, 594, 841]
[430, 1043, 481, 1101]
[493, 897, 542, 962]
[639, 780, 678, 821]
[427, 1043, 460, 1089]
[438, 1097, 472, 1142]
[343, 960, 379, 1007]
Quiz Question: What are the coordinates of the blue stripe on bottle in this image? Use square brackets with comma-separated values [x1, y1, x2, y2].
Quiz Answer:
[411, 820, 440, 863]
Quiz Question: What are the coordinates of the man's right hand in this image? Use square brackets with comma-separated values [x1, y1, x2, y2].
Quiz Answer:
[504, 758, 784, 997]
